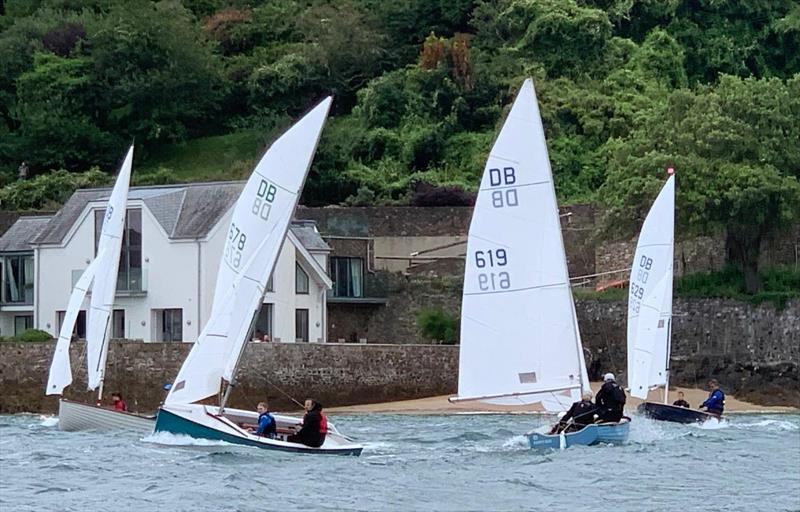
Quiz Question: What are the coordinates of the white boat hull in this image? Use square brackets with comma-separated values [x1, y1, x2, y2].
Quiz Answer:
[58, 398, 155, 432]
[155, 403, 363, 455]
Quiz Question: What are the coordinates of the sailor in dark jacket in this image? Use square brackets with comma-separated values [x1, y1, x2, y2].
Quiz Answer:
[700, 379, 725, 417]
[595, 373, 626, 423]
[549, 392, 596, 434]
[672, 391, 690, 408]
[289, 399, 328, 448]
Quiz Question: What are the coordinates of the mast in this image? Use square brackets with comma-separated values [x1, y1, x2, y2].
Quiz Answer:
[663, 317, 672, 404]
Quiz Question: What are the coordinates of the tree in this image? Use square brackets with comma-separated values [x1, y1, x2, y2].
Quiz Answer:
[601, 75, 800, 293]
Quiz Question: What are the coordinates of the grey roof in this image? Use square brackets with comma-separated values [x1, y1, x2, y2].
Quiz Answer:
[29, 181, 326, 251]
[0, 215, 53, 252]
[290, 220, 330, 252]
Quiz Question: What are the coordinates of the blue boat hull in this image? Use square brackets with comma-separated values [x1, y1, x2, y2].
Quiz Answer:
[526, 419, 630, 450]
[638, 402, 718, 424]
[154, 406, 363, 456]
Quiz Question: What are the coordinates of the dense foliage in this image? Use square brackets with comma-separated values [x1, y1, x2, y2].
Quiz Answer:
[1, 0, 798, 291]
[417, 308, 459, 344]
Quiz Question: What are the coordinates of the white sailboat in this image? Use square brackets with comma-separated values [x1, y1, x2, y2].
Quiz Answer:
[46, 146, 154, 431]
[629, 172, 715, 423]
[154, 98, 362, 455]
[449, 79, 629, 449]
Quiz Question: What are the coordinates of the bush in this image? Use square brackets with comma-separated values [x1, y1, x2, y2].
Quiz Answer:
[417, 308, 459, 344]
[411, 181, 475, 206]
[9, 329, 52, 342]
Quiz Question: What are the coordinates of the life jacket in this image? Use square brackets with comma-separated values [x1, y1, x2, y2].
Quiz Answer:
[319, 412, 328, 435]
[114, 400, 127, 412]
[258, 411, 277, 437]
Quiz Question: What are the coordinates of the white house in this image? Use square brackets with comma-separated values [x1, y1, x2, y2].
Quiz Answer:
[0, 215, 52, 336]
[19, 181, 331, 343]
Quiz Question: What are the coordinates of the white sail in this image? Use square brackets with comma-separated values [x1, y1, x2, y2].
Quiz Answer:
[627, 176, 675, 400]
[45, 251, 104, 395]
[454, 79, 585, 410]
[166, 98, 332, 405]
[86, 145, 133, 391]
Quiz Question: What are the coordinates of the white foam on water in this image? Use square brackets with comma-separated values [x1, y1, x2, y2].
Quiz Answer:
[142, 431, 234, 447]
[732, 419, 800, 432]
[501, 435, 529, 450]
[693, 417, 729, 430]
[39, 416, 59, 428]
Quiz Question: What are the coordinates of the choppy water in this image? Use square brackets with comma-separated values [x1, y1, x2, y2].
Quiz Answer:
[1, 413, 798, 512]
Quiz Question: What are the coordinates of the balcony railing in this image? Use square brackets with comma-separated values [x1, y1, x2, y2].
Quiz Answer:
[72, 268, 148, 295]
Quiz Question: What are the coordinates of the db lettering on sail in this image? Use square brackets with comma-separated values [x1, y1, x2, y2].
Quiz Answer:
[252, 179, 277, 221]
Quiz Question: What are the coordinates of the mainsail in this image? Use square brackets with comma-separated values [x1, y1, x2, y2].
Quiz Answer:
[45, 250, 104, 395]
[627, 175, 675, 400]
[166, 97, 332, 406]
[86, 145, 134, 391]
[453, 79, 586, 411]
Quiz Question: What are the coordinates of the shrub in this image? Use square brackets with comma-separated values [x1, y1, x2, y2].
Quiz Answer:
[417, 308, 459, 344]
[16, 329, 53, 342]
[411, 181, 475, 206]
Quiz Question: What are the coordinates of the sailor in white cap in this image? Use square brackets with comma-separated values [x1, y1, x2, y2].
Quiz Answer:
[595, 371, 626, 422]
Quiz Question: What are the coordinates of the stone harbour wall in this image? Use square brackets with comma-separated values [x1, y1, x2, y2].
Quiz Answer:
[0, 298, 796, 413]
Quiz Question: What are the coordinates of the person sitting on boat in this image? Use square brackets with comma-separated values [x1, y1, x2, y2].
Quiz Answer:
[288, 399, 327, 448]
[549, 392, 596, 434]
[699, 379, 725, 417]
[595, 373, 626, 423]
[249, 401, 277, 438]
[672, 391, 690, 408]
[111, 393, 127, 412]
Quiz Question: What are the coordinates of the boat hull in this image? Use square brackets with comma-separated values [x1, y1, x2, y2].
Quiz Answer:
[58, 398, 155, 432]
[526, 418, 631, 450]
[638, 402, 718, 424]
[154, 403, 363, 456]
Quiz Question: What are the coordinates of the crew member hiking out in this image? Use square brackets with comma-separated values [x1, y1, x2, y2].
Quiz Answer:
[595, 373, 626, 423]
[288, 399, 327, 448]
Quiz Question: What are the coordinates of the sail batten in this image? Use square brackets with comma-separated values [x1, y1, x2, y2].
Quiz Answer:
[454, 79, 587, 411]
[627, 176, 675, 400]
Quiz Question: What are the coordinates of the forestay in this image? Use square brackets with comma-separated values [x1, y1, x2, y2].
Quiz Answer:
[166, 97, 332, 406]
[454, 79, 586, 410]
[85, 145, 134, 391]
[45, 251, 104, 395]
[627, 176, 675, 400]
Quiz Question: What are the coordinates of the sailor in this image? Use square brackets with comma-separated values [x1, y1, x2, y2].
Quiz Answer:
[251, 401, 277, 438]
[672, 391, 690, 408]
[699, 379, 725, 417]
[550, 392, 596, 434]
[288, 398, 327, 448]
[595, 373, 626, 423]
[111, 392, 127, 412]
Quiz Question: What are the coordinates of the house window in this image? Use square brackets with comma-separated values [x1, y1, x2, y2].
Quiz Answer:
[295, 308, 309, 342]
[154, 309, 182, 342]
[57, 310, 87, 339]
[295, 263, 309, 294]
[14, 315, 33, 335]
[95, 208, 143, 292]
[330, 257, 363, 298]
[252, 303, 273, 341]
[2, 255, 34, 304]
[112, 309, 125, 339]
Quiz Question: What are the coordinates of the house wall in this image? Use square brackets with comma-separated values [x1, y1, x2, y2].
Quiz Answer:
[35, 203, 327, 343]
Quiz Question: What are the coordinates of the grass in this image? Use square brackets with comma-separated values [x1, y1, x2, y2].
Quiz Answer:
[138, 130, 268, 182]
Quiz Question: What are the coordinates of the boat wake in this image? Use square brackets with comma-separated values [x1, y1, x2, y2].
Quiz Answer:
[142, 431, 234, 447]
[732, 419, 799, 432]
[38, 416, 59, 428]
[692, 418, 729, 430]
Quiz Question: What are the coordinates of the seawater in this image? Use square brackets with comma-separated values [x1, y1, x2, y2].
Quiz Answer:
[1, 413, 798, 512]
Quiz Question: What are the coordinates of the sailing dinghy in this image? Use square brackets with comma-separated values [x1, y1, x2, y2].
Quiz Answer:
[627, 173, 717, 424]
[154, 98, 362, 455]
[449, 79, 629, 450]
[45, 145, 155, 432]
